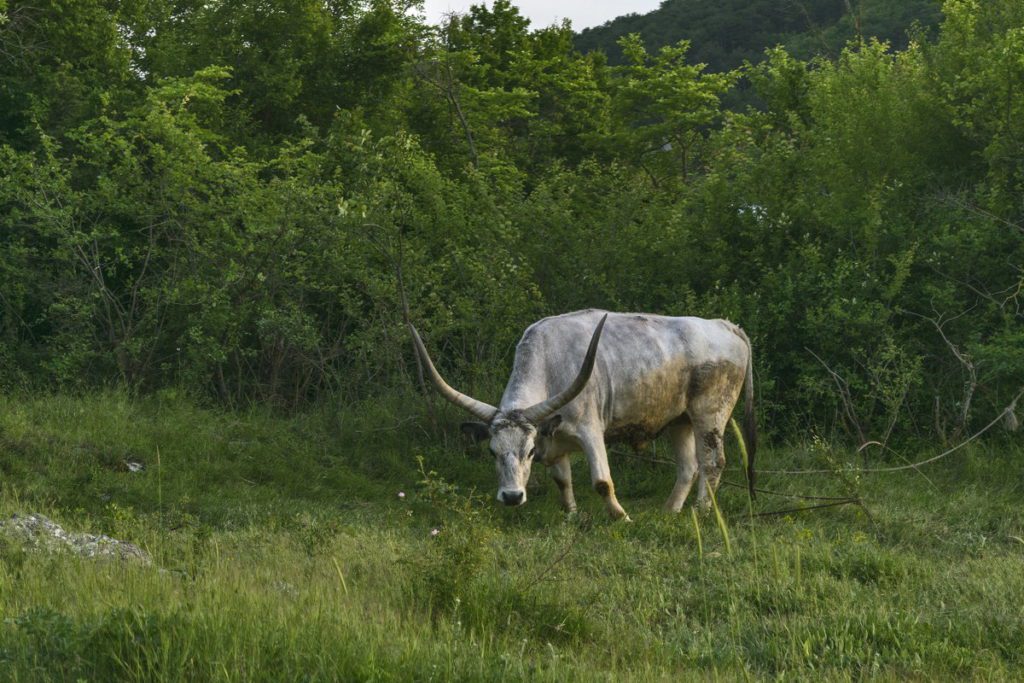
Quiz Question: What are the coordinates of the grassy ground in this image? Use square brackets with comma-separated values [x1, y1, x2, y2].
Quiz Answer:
[1, 391, 1022, 681]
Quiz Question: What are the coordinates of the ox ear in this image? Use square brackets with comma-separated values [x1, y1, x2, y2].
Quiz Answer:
[539, 414, 562, 437]
[460, 421, 490, 443]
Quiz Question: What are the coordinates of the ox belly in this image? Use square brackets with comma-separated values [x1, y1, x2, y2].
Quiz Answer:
[601, 361, 693, 450]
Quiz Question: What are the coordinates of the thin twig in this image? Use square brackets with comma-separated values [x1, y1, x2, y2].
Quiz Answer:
[519, 522, 586, 589]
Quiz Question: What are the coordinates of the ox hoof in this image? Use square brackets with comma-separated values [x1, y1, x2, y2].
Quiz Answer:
[608, 507, 630, 522]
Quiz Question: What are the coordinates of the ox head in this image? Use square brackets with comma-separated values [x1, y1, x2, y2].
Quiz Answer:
[408, 315, 607, 507]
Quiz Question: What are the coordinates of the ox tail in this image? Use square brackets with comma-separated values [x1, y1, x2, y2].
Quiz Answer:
[735, 325, 757, 500]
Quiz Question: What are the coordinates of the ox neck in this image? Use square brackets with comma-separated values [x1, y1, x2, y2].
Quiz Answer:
[498, 334, 552, 413]
[497, 390, 546, 415]
[498, 372, 551, 414]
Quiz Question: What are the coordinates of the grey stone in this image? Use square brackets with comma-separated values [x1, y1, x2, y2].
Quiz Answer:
[0, 513, 150, 564]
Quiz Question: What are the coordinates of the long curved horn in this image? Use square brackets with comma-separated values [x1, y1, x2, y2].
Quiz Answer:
[522, 314, 607, 423]
[408, 324, 498, 423]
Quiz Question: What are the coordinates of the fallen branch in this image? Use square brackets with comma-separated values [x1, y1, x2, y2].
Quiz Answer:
[719, 478, 854, 502]
[749, 499, 862, 518]
[759, 386, 1024, 475]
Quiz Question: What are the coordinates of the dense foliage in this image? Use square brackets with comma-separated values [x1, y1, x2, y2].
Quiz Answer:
[0, 0, 1021, 444]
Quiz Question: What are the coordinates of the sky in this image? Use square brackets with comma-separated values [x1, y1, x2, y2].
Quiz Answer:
[419, 0, 663, 31]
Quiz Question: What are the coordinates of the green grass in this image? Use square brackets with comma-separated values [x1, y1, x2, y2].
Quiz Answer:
[1, 391, 1023, 680]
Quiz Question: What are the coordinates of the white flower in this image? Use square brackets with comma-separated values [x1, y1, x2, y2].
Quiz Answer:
[397, 491, 406, 500]
[430, 528, 440, 537]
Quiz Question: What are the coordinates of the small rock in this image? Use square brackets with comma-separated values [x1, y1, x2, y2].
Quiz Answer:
[0, 513, 150, 565]
[272, 580, 299, 598]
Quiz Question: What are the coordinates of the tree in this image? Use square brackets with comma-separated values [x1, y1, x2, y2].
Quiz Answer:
[0, 0, 137, 147]
[608, 35, 736, 184]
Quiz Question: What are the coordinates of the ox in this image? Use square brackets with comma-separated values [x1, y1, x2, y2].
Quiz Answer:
[409, 310, 756, 519]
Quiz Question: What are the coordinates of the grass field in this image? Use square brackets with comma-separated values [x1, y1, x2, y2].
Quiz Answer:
[1, 391, 1022, 680]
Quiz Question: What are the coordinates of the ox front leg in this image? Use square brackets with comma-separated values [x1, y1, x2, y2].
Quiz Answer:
[547, 456, 577, 513]
[580, 433, 629, 521]
[694, 419, 727, 513]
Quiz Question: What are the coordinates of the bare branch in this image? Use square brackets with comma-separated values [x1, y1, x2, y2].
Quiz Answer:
[806, 347, 867, 445]
[937, 192, 1024, 236]
[902, 306, 978, 440]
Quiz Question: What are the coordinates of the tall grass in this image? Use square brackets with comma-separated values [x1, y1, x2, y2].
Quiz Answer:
[1, 391, 1022, 680]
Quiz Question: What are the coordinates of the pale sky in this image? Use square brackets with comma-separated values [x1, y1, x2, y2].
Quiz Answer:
[419, 0, 663, 31]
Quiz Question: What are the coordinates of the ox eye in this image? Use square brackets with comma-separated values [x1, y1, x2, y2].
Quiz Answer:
[528, 447, 537, 459]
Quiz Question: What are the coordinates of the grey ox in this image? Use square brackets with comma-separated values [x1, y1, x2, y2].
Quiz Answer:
[409, 309, 756, 520]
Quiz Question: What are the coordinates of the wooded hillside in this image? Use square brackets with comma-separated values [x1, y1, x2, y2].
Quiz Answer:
[575, 0, 943, 70]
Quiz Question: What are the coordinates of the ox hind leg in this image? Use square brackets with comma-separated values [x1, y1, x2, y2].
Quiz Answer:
[693, 413, 730, 512]
[664, 418, 698, 512]
[690, 363, 746, 512]
[579, 432, 629, 521]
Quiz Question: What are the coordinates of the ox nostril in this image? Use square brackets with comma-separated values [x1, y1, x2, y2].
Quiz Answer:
[501, 490, 524, 506]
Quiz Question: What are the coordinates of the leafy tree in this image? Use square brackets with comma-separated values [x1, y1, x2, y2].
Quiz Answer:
[412, 2, 610, 175]
[134, 0, 423, 146]
[607, 35, 736, 184]
[0, 0, 137, 147]
[933, 0, 1024, 210]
